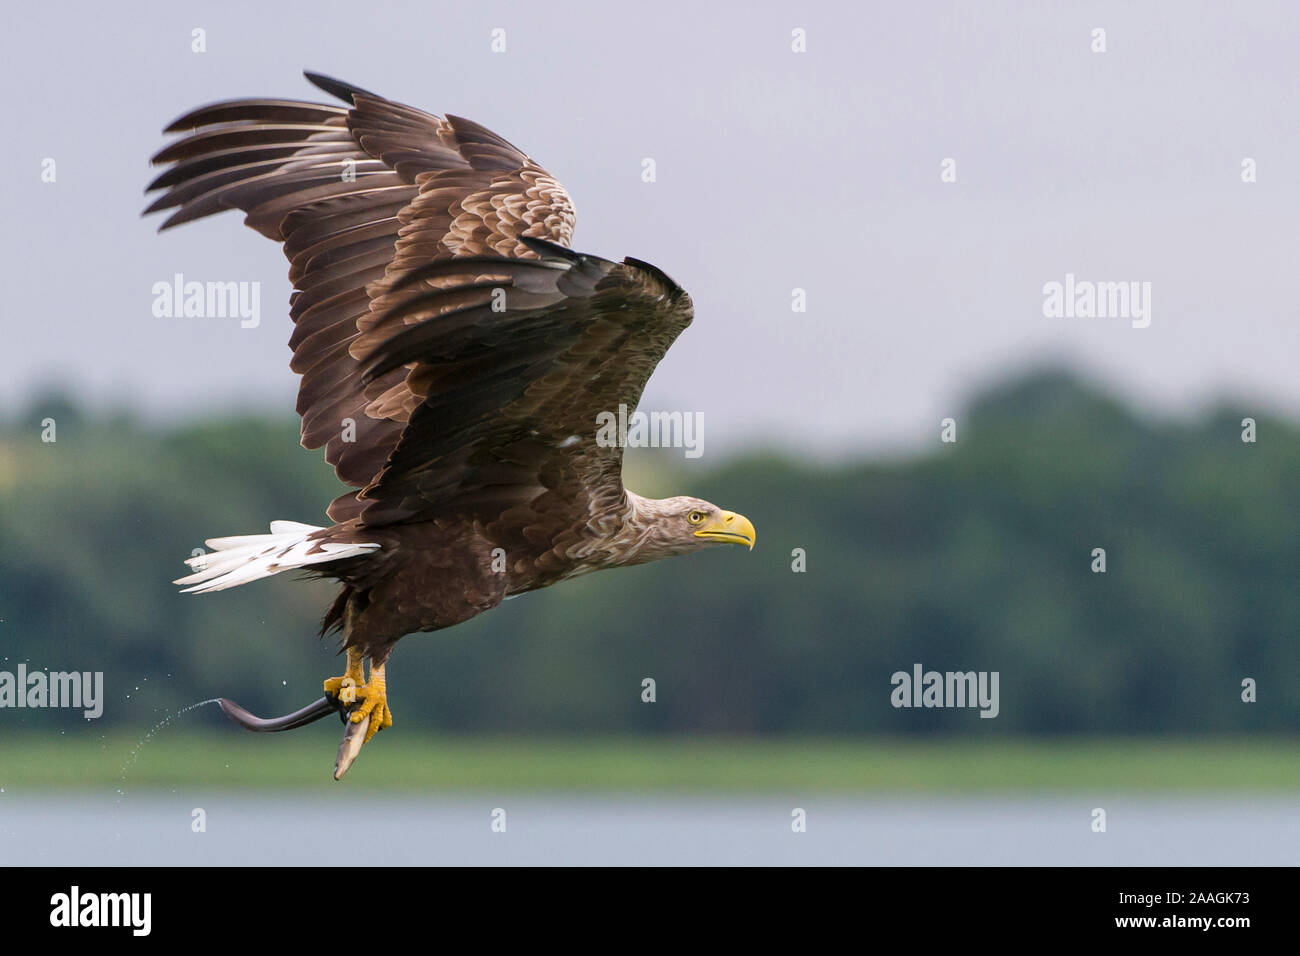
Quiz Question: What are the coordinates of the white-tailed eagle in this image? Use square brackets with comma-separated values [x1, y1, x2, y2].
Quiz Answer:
[146, 73, 755, 778]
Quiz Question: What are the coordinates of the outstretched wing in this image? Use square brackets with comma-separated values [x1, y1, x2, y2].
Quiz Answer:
[147, 73, 693, 564]
[350, 240, 692, 576]
[145, 72, 576, 521]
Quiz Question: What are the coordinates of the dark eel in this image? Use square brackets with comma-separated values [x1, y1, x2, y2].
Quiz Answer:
[216, 693, 371, 779]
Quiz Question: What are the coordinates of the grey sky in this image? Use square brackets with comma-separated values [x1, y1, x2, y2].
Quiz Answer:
[3, 0, 1297, 458]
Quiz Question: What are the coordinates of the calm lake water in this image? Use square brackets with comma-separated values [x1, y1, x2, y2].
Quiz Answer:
[2, 793, 1297, 865]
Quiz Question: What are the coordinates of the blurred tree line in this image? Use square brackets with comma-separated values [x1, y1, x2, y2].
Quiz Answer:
[1, 369, 1295, 735]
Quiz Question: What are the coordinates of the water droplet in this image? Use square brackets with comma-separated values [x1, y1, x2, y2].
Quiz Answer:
[117, 699, 221, 801]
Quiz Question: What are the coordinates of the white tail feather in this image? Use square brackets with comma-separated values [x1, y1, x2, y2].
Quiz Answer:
[175, 521, 380, 594]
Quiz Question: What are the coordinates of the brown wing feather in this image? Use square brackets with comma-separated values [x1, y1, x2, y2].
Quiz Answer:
[145, 72, 576, 520]
[349, 243, 693, 577]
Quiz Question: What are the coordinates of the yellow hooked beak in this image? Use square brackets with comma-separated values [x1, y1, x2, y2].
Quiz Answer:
[693, 510, 756, 550]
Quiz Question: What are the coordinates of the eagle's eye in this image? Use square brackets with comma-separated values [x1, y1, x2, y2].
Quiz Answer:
[687, 510, 706, 525]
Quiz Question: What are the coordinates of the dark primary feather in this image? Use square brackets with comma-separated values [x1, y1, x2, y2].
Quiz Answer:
[304, 71, 378, 104]
[145, 73, 692, 562]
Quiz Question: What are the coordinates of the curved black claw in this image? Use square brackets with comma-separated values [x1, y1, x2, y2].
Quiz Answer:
[217, 694, 342, 733]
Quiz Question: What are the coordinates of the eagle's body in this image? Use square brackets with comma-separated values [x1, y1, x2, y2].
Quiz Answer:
[147, 73, 754, 777]
[311, 491, 724, 655]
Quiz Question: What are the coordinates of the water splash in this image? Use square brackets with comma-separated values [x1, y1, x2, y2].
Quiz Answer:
[117, 699, 221, 798]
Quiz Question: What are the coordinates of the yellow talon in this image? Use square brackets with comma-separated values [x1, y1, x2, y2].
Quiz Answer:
[349, 677, 393, 743]
[323, 647, 365, 702]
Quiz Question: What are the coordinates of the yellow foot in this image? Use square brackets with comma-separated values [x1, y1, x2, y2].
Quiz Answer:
[349, 678, 393, 744]
[323, 647, 365, 704]
[323, 674, 360, 704]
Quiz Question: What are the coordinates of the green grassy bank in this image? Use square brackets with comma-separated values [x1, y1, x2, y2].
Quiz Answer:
[3, 734, 1298, 792]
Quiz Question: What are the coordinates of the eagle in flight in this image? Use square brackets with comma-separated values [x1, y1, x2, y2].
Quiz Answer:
[146, 73, 755, 778]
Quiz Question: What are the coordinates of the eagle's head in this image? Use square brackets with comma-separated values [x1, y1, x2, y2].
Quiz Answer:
[619, 493, 756, 563]
[670, 496, 756, 551]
